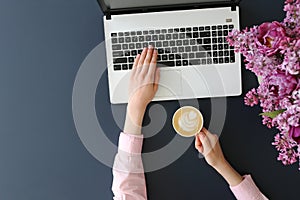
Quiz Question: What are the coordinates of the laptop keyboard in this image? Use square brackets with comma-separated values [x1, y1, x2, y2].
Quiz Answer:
[111, 24, 235, 71]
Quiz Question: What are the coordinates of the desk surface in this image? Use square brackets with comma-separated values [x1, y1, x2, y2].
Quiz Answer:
[1, 0, 299, 199]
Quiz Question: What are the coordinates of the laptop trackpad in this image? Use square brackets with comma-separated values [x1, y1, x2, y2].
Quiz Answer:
[156, 70, 182, 97]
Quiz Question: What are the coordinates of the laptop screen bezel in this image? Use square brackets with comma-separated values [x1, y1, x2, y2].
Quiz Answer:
[97, 0, 241, 17]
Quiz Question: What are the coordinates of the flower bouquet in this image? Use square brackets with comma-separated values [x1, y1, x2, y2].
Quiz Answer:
[227, 0, 300, 169]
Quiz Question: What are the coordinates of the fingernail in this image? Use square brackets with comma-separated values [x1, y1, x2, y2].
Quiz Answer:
[199, 132, 205, 138]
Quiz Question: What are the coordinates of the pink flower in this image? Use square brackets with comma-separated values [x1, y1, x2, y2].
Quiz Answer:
[244, 88, 259, 106]
[257, 21, 286, 56]
[289, 126, 300, 144]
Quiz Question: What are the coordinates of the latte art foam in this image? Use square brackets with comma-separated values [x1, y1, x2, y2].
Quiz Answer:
[178, 111, 199, 132]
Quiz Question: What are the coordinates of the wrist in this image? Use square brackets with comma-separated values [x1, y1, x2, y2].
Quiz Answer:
[123, 104, 146, 135]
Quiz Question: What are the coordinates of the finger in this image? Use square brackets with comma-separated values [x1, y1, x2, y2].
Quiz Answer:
[137, 47, 148, 70]
[141, 45, 154, 75]
[148, 49, 158, 77]
[132, 54, 141, 69]
[199, 131, 212, 155]
[153, 68, 160, 92]
[195, 134, 203, 153]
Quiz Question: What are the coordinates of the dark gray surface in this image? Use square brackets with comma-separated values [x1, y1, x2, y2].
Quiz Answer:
[0, 0, 299, 200]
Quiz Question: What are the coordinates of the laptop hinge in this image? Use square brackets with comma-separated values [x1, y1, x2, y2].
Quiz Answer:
[231, 4, 237, 11]
[106, 9, 111, 20]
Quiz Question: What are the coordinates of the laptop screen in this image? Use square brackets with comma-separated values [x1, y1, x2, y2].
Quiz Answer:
[103, 0, 232, 10]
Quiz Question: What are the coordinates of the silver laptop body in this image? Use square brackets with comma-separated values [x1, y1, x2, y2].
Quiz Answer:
[97, 0, 242, 104]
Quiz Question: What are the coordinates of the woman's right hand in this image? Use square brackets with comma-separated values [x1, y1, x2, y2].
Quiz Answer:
[195, 127, 226, 168]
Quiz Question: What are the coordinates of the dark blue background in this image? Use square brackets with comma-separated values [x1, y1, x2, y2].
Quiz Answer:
[1, 0, 299, 199]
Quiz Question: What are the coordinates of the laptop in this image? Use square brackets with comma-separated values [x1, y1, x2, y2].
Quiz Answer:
[97, 0, 242, 104]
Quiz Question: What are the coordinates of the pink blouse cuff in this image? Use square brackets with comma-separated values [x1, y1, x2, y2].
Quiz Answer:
[230, 174, 267, 200]
[118, 132, 144, 154]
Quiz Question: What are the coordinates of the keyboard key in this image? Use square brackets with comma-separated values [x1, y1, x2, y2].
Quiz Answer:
[158, 48, 164, 54]
[201, 59, 206, 65]
[125, 37, 131, 43]
[230, 56, 235, 63]
[230, 50, 235, 56]
[219, 51, 223, 56]
[129, 64, 133, 69]
[113, 51, 124, 57]
[180, 28, 185, 32]
[213, 51, 218, 57]
[113, 57, 127, 64]
[131, 50, 137, 56]
[137, 31, 142, 35]
[207, 52, 212, 57]
[193, 32, 199, 38]
[213, 58, 218, 64]
[176, 60, 182, 66]
[174, 28, 180, 32]
[164, 48, 171, 53]
[183, 40, 189, 45]
[212, 31, 217, 37]
[146, 35, 151, 41]
[128, 57, 134, 63]
[183, 60, 189, 66]
[196, 52, 206, 58]
[213, 45, 218, 50]
[224, 44, 229, 49]
[178, 47, 184, 52]
[186, 27, 192, 32]
[130, 31, 136, 36]
[152, 35, 158, 41]
[112, 44, 122, 50]
[170, 41, 176, 46]
[132, 37, 138, 42]
[205, 26, 210, 30]
[190, 59, 200, 65]
[204, 38, 211, 44]
[202, 45, 211, 50]
[176, 40, 183, 46]
[199, 27, 204, 31]
[166, 34, 172, 40]
[223, 25, 228, 29]
[189, 53, 195, 59]
[171, 47, 177, 53]
[224, 51, 229, 56]
[186, 33, 192, 38]
[111, 38, 118, 44]
[217, 25, 222, 29]
[157, 55, 161, 61]
[136, 43, 142, 49]
[225, 57, 229, 63]
[143, 30, 148, 35]
[118, 32, 124, 36]
[218, 31, 223, 36]
[159, 35, 165, 40]
[156, 41, 162, 47]
[155, 30, 160, 34]
[212, 38, 217, 43]
[119, 38, 125, 43]
[212, 26, 217, 30]
[192, 46, 198, 52]
[125, 51, 130, 56]
[200, 32, 211, 37]
[197, 39, 202, 44]
[185, 46, 191, 52]
[138, 49, 143, 54]
[111, 33, 117, 37]
[207, 59, 212, 64]
[218, 44, 223, 50]
[175, 54, 181, 59]
[173, 34, 179, 39]
[169, 54, 175, 60]
[161, 29, 167, 33]
[193, 27, 198, 31]
[157, 61, 175, 67]
[143, 42, 148, 48]
[163, 41, 169, 47]
[122, 44, 129, 50]
[129, 43, 135, 49]
[162, 55, 168, 60]
[168, 29, 173, 33]
[229, 24, 234, 29]
[179, 33, 185, 39]
[149, 42, 155, 47]
[122, 64, 128, 70]
[149, 30, 154, 34]
[218, 38, 223, 43]
[114, 65, 121, 70]
[139, 36, 144, 42]
[224, 30, 228, 36]
[190, 39, 196, 45]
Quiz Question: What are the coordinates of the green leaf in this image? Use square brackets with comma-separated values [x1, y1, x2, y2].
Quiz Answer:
[259, 109, 286, 119]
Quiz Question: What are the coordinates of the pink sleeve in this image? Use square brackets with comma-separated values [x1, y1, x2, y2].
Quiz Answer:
[112, 132, 147, 200]
[230, 175, 268, 200]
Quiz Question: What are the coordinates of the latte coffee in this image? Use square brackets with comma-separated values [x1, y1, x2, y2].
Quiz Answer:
[172, 106, 203, 137]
